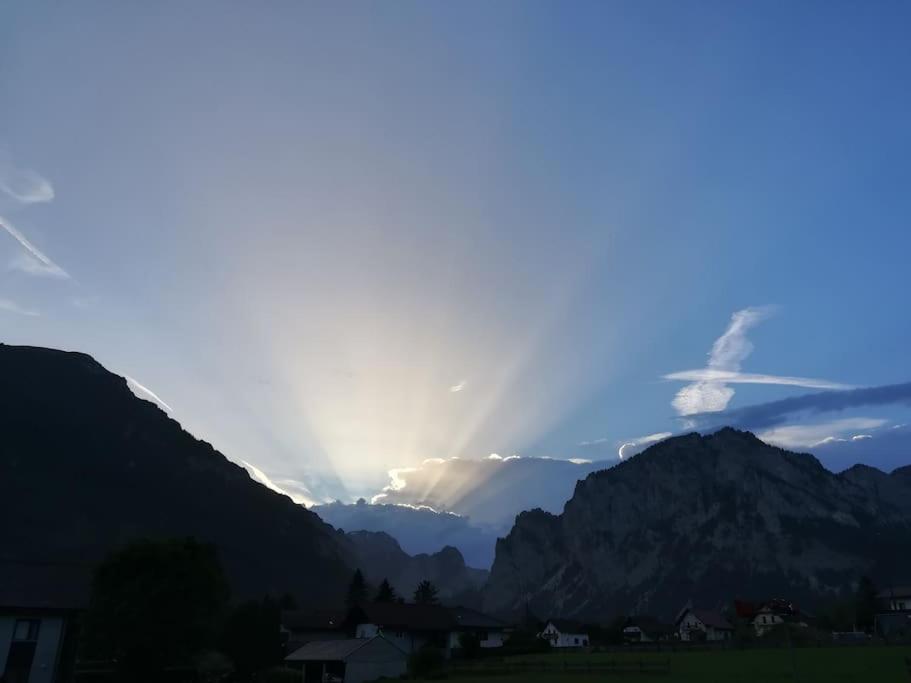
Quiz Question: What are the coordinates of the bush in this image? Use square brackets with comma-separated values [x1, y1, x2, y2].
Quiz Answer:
[407, 645, 445, 678]
[456, 632, 482, 659]
[254, 667, 300, 683]
[500, 628, 551, 656]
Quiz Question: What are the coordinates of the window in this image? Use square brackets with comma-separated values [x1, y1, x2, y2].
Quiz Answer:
[574, 637, 579, 645]
[13, 620, 40, 642]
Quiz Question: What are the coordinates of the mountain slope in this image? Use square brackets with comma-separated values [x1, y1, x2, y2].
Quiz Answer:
[484, 428, 911, 620]
[0, 344, 348, 604]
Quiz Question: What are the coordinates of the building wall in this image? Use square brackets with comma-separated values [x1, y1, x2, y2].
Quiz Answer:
[447, 629, 505, 650]
[541, 624, 588, 648]
[0, 614, 65, 683]
[354, 623, 439, 656]
[345, 637, 408, 683]
[753, 613, 784, 635]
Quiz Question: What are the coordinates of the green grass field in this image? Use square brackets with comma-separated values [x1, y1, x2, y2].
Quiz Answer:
[412, 646, 911, 683]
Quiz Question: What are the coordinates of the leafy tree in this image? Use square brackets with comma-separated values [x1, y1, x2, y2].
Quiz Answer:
[219, 597, 283, 678]
[413, 579, 440, 605]
[346, 569, 368, 607]
[855, 576, 878, 633]
[375, 578, 397, 602]
[81, 538, 229, 682]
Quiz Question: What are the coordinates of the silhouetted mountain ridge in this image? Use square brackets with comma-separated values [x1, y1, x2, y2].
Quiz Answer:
[0, 344, 480, 605]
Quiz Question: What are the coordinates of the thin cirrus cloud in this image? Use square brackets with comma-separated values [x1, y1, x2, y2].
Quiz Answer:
[0, 297, 39, 317]
[0, 155, 69, 279]
[665, 306, 848, 416]
[756, 417, 887, 449]
[241, 460, 315, 507]
[0, 154, 55, 205]
[449, 380, 467, 393]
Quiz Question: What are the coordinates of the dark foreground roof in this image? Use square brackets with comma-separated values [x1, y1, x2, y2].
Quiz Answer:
[449, 605, 510, 630]
[286, 637, 405, 662]
[351, 602, 456, 631]
[685, 609, 732, 630]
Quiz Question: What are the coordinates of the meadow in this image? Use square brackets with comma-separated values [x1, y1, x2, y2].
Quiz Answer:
[416, 646, 911, 683]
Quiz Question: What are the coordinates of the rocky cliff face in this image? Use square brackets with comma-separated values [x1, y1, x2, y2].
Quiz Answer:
[484, 428, 911, 621]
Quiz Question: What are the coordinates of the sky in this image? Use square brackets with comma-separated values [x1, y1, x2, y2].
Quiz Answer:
[2, 1, 911, 505]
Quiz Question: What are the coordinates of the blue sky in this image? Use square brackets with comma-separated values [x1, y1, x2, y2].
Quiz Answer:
[2, 1, 911, 503]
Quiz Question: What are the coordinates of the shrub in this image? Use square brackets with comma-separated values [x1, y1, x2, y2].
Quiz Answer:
[407, 645, 445, 678]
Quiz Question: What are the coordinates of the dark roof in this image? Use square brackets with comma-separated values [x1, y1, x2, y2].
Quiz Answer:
[0, 563, 91, 611]
[680, 609, 732, 630]
[877, 586, 911, 599]
[286, 638, 375, 661]
[351, 602, 456, 631]
[449, 606, 510, 630]
[624, 616, 674, 637]
[733, 600, 758, 619]
[547, 619, 587, 634]
[282, 609, 346, 631]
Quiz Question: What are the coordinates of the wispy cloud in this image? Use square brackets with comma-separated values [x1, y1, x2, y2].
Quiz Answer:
[0, 297, 39, 317]
[125, 375, 174, 413]
[0, 155, 54, 205]
[1, 215, 69, 279]
[449, 380, 467, 393]
[666, 306, 846, 415]
[689, 381, 911, 432]
[578, 437, 609, 447]
[618, 432, 672, 459]
[757, 417, 886, 449]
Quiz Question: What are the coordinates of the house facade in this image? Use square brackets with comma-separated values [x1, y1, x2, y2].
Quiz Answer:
[349, 603, 454, 656]
[447, 606, 510, 650]
[0, 566, 88, 683]
[874, 586, 911, 639]
[622, 616, 674, 643]
[540, 620, 589, 648]
[676, 608, 733, 642]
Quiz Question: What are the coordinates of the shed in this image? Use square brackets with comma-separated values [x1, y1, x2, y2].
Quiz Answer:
[285, 636, 406, 683]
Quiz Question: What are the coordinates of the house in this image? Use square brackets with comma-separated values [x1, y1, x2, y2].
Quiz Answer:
[281, 609, 347, 654]
[750, 600, 808, 636]
[0, 565, 89, 683]
[285, 636, 407, 683]
[348, 603, 455, 656]
[676, 608, 733, 642]
[539, 620, 589, 648]
[622, 616, 674, 643]
[874, 586, 911, 639]
[447, 605, 511, 650]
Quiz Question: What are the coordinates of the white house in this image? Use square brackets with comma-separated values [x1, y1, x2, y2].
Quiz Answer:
[676, 608, 733, 642]
[752, 605, 787, 636]
[285, 636, 407, 683]
[540, 620, 589, 648]
[874, 586, 911, 638]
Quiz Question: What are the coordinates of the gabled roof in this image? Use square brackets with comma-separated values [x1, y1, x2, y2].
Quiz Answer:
[282, 609, 346, 631]
[286, 637, 392, 662]
[877, 586, 911, 599]
[546, 619, 587, 634]
[351, 602, 456, 631]
[678, 608, 732, 630]
[449, 606, 510, 630]
[624, 616, 674, 637]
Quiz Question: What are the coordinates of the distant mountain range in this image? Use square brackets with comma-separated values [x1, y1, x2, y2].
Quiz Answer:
[314, 500, 498, 569]
[484, 428, 911, 621]
[0, 344, 481, 605]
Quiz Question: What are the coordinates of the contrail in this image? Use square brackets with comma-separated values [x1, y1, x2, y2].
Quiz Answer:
[0, 215, 69, 278]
